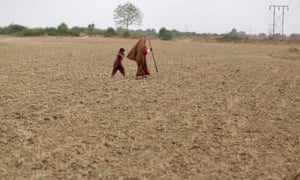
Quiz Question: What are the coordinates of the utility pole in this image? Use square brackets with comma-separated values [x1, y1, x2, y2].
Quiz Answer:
[269, 4, 289, 38]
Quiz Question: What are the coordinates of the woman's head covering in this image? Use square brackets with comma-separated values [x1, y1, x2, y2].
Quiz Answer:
[127, 38, 146, 62]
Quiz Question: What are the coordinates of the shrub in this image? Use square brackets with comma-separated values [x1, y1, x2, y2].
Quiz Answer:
[45, 27, 59, 36]
[159, 27, 173, 40]
[7, 24, 27, 35]
[92, 29, 105, 35]
[57, 22, 68, 35]
[122, 30, 131, 37]
[290, 34, 300, 38]
[87, 23, 95, 35]
[116, 27, 131, 37]
[104, 27, 116, 37]
[22, 28, 45, 36]
[217, 28, 249, 42]
[68, 27, 85, 36]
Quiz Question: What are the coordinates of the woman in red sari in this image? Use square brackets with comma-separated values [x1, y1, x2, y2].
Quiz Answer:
[127, 38, 151, 77]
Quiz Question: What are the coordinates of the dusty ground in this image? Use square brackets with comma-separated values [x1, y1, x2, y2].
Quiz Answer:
[0, 36, 299, 179]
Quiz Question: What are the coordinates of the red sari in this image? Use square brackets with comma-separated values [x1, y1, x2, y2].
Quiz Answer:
[127, 38, 150, 76]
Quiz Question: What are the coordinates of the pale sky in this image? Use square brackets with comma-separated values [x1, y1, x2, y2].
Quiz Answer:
[0, 0, 299, 35]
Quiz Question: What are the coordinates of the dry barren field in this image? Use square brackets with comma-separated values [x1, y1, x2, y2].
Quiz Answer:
[0, 36, 299, 179]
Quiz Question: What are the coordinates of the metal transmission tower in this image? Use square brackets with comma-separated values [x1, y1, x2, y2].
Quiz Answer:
[269, 5, 289, 38]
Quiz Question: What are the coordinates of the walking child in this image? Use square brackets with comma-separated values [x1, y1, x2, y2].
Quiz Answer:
[111, 48, 125, 77]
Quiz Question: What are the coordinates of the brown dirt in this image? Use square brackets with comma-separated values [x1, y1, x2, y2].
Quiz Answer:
[0, 36, 299, 179]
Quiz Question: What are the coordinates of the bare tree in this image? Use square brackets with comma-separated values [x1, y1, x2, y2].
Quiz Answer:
[113, 2, 143, 29]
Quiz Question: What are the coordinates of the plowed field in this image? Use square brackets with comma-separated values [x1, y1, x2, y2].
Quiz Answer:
[0, 36, 299, 179]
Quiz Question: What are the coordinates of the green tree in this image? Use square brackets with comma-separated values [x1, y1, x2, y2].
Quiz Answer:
[104, 27, 116, 37]
[87, 23, 95, 35]
[113, 2, 143, 29]
[290, 33, 300, 38]
[57, 22, 68, 35]
[22, 28, 45, 36]
[69, 26, 84, 36]
[116, 27, 131, 37]
[258, 33, 267, 38]
[159, 27, 173, 40]
[229, 28, 238, 36]
[7, 24, 27, 34]
[45, 27, 58, 36]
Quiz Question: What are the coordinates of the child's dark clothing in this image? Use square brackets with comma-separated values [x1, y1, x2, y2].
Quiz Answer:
[111, 52, 125, 76]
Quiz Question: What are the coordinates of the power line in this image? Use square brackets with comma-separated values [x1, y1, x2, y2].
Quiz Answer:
[271, 0, 275, 5]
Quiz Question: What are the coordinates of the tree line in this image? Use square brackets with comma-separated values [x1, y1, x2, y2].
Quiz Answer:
[1, 2, 299, 41]
[1, 23, 300, 41]
[0, 23, 200, 40]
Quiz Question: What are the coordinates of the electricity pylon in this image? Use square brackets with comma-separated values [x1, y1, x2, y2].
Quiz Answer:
[269, 5, 289, 38]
